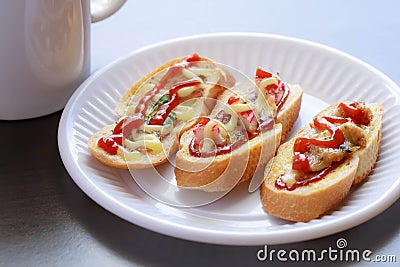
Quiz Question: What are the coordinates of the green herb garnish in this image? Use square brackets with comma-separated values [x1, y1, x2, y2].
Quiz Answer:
[145, 93, 170, 123]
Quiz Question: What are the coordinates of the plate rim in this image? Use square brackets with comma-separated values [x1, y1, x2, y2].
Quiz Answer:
[58, 32, 400, 245]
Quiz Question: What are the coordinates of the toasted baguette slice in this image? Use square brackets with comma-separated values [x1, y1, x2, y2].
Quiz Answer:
[88, 121, 181, 169]
[175, 122, 283, 192]
[88, 54, 235, 169]
[260, 102, 383, 222]
[174, 78, 303, 192]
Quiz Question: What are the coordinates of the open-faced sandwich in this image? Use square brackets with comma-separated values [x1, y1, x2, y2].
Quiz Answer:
[88, 54, 235, 168]
[174, 68, 303, 192]
[260, 101, 383, 222]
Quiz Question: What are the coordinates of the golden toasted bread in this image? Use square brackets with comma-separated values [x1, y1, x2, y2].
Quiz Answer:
[88, 54, 235, 168]
[260, 101, 383, 222]
[174, 69, 303, 192]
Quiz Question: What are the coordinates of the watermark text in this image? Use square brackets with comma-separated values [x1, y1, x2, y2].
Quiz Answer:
[257, 238, 397, 263]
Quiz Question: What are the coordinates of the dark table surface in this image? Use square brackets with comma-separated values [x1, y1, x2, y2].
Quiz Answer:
[1, 1, 399, 266]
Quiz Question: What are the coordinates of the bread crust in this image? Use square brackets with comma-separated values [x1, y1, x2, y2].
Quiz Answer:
[175, 124, 282, 191]
[260, 102, 383, 222]
[174, 83, 303, 191]
[88, 55, 235, 169]
[352, 104, 383, 185]
[88, 124, 128, 169]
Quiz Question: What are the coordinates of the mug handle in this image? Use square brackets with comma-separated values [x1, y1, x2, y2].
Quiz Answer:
[90, 0, 126, 22]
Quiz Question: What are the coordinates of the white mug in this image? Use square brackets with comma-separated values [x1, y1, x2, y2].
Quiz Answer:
[0, 0, 125, 120]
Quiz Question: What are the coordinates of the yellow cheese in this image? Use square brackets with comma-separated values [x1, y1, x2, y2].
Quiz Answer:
[175, 105, 194, 121]
[230, 103, 252, 113]
[259, 77, 278, 88]
[123, 134, 163, 154]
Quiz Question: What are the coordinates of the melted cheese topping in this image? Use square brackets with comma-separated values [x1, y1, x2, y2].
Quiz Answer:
[121, 60, 226, 155]
[123, 134, 163, 153]
[293, 105, 369, 180]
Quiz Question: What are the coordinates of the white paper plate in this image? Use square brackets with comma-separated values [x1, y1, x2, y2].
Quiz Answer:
[58, 33, 400, 245]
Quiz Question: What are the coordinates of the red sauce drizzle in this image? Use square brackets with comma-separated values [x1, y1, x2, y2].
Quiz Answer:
[98, 54, 202, 155]
[338, 101, 371, 125]
[292, 115, 346, 174]
[228, 95, 241, 105]
[97, 116, 144, 155]
[134, 53, 203, 117]
[294, 116, 345, 154]
[255, 67, 273, 79]
[98, 135, 123, 155]
[292, 109, 364, 174]
[275, 83, 289, 111]
[255, 67, 290, 111]
[276, 101, 371, 190]
[148, 79, 201, 125]
[185, 53, 201, 63]
[188, 67, 285, 158]
[275, 164, 336, 191]
[134, 65, 184, 117]
[189, 138, 247, 158]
